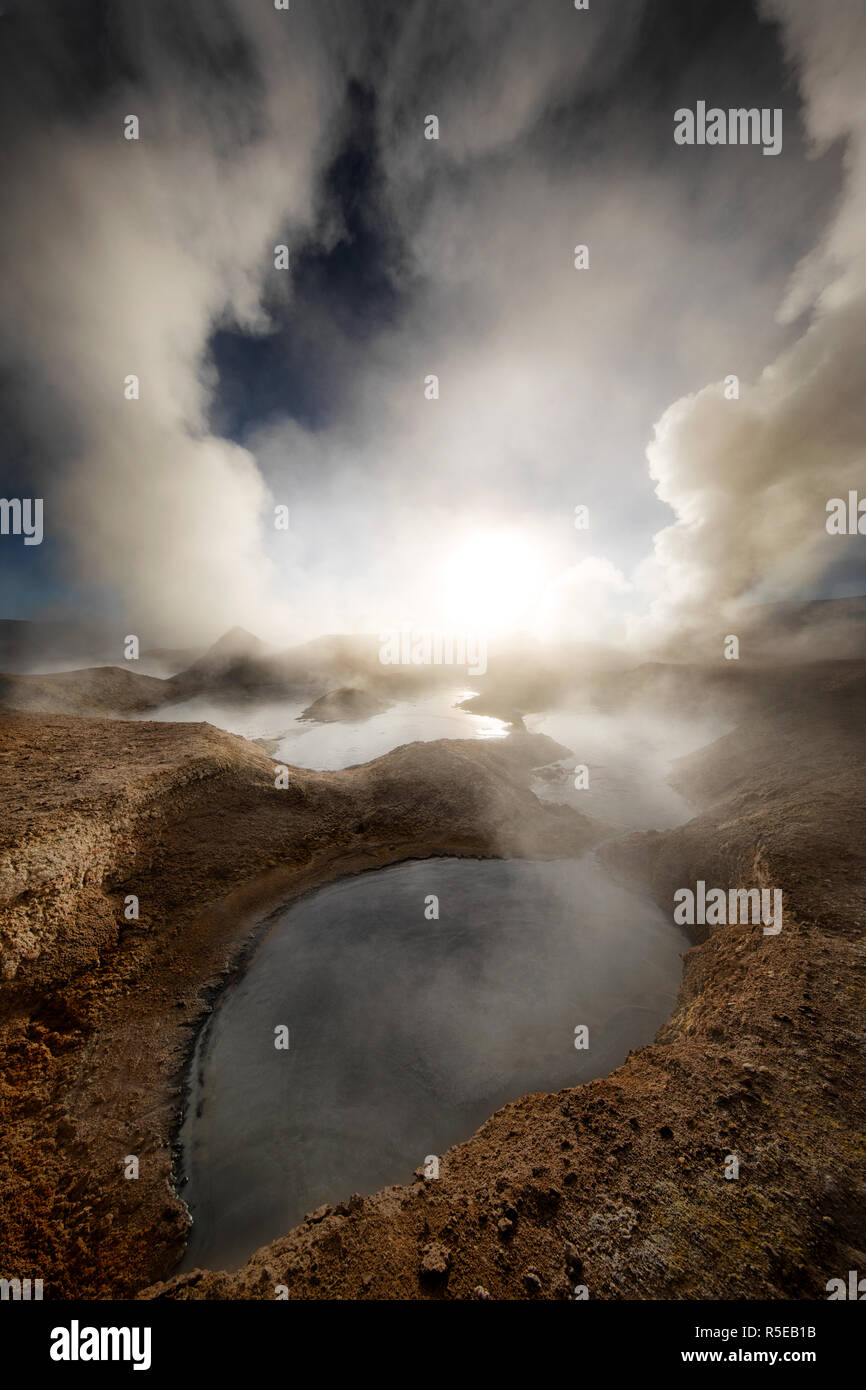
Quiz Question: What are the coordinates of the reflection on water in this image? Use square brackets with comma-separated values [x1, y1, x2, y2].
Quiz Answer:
[178, 856, 690, 1273]
[135, 688, 508, 770]
[273, 690, 508, 769]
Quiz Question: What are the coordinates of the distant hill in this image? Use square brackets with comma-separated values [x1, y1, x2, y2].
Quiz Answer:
[648, 596, 866, 665]
[0, 666, 169, 717]
[164, 630, 430, 704]
[0, 619, 120, 673]
[2, 598, 863, 720]
[0, 619, 203, 677]
[739, 596, 866, 659]
[166, 627, 272, 694]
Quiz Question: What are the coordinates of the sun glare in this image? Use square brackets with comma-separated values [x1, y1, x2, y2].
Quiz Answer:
[438, 530, 545, 633]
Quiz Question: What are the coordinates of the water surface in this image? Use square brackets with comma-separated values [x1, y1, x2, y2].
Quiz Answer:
[178, 855, 689, 1272]
[135, 687, 506, 768]
[526, 709, 726, 830]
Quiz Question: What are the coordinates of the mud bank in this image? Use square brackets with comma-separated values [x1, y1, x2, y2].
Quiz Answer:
[0, 711, 600, 1298]
[143, 670, 866, 1300]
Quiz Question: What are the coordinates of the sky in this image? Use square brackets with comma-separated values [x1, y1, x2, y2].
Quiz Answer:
[0, 0, 864, 650]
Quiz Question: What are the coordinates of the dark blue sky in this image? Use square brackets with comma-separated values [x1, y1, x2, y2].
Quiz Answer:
[208, 81, 408, 443]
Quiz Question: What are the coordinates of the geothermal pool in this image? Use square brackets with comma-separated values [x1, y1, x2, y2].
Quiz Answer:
[177, 855, 691, 1273]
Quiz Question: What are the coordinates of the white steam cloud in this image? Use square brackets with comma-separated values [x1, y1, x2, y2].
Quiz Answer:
[1, 1, 860, 650]
[638, 0, 866, 645]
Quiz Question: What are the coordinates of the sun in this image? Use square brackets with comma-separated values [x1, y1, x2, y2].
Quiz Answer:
[437, 529, 545, 634]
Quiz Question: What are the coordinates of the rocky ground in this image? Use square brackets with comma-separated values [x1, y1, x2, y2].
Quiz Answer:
[1, 660, 864, 1301]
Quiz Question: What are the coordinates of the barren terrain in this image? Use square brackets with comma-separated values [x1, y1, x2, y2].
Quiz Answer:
[1, 660, 864, 1300]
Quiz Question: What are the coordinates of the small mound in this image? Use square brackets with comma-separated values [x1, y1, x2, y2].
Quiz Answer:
[298, 687, 390, 723]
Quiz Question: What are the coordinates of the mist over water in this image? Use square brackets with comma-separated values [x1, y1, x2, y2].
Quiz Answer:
[273, 690, 508, 769]
[137, 689, 724, 796]
[178, 855, 691, 1273]
[134, 688, 507, 767]
[527, 709, 728, 831]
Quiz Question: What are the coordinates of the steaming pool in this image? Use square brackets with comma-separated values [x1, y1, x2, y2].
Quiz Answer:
[177, 854, 691, 1273]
